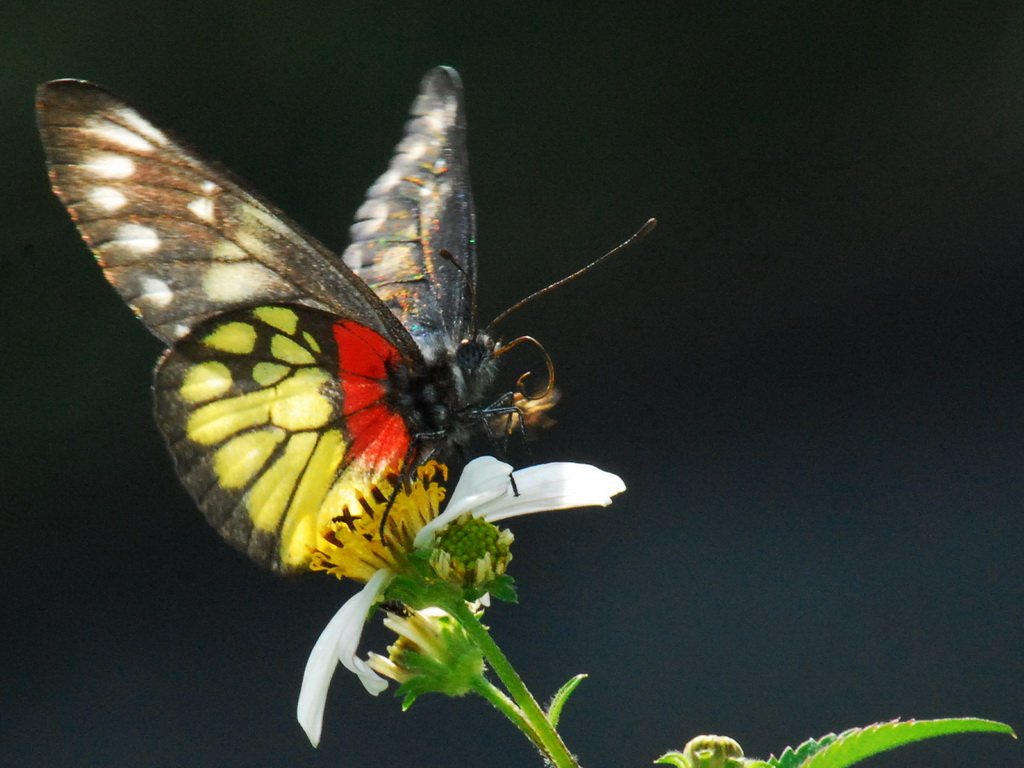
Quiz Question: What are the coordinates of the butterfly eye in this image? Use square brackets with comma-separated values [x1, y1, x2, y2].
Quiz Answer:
[455, 337, 491, 374]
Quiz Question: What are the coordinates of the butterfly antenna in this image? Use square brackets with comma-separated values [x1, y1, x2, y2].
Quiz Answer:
[488, 218, 656, 328]
[493, 335, 557, 399]
[438, 248, 480, 329]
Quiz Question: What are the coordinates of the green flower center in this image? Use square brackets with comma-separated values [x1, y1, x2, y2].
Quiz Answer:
[434, 515, 508, 567]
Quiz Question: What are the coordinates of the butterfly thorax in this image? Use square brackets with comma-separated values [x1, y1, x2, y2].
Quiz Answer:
[386, 331, 498, 448]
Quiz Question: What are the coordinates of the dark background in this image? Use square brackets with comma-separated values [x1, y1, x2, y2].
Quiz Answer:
[2, 3, 1021, 767]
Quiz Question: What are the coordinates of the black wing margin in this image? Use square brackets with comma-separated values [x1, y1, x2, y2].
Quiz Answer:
[342, 67, 477, 358]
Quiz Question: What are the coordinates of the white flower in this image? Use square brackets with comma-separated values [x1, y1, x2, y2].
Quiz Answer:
[296, 457, 625, 747]
[414, 456, 626, 547]
[297, 569, 394, 747]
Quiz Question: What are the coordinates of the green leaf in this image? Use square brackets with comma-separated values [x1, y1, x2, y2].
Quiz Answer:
[771, 718, 1015, 768]
[484, 574, 518, 604]
[769, 735, 839, 768]
[397, 684, 421, 711]
[654, 751, 689, 768]
[546, 674, 587, 728]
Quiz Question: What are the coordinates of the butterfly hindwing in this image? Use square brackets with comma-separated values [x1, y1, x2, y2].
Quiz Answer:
[37, 79, 416, 355]
[155, 305, 415, 572]
[342, 66, 477, 356]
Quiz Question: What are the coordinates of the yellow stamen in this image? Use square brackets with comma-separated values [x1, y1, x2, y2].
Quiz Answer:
[310, 461, 448, 582]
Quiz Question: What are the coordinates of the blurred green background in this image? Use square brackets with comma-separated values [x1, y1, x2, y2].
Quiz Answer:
[2, 2, 1022, 767]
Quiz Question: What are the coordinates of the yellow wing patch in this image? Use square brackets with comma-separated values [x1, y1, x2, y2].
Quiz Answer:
[303, 331, 322, 353]
[247, 432, 320, 531]
[253, 306, 299, 335]
[271, 333, 316, 365]
[252, 361, 290, 386]
[187, 386, 280, 445]
[185, 366, 334, 443]
[179, 361, 233, 404]
[213, 427, 287, 488]
[203, 322, 257, 354]
[279, 429, 349, 566]
[268, 368, 334, 430]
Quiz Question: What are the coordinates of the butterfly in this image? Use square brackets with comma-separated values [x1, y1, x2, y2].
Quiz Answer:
[37, 67, 543, 573]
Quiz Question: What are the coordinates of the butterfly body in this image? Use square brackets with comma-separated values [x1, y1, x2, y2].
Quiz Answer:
[383, 333, 499, 444]
[39, 68, 519, 572]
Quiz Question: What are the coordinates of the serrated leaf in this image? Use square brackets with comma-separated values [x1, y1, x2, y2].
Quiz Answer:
[782, 718, 1014, 768]
[547, 674, 587, 728]
[487, 574, 519, 603]
[768, 734, 839, 768]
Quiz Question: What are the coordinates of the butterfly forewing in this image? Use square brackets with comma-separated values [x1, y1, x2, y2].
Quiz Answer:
[37, 79, 415, 352]
[342, 66, 477, 355]
[155, 304, 415, 572]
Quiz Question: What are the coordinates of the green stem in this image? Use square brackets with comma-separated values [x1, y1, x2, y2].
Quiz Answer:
[449, 600, 580, 768]
[471, 678, 547, 753]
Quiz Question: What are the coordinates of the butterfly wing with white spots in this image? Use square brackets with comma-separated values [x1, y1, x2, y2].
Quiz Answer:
[37, 79, 416, 353]
[341, 67, 477, 358]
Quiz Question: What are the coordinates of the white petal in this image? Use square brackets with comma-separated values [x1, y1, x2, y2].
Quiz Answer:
[476, 462, 626, 523]
[296, 569, 394, 747]
[414, 456, 512, 546]
[415, 458, 626, 548]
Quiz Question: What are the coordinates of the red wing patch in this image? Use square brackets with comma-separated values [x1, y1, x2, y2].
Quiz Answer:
[333, 319, 411, 471]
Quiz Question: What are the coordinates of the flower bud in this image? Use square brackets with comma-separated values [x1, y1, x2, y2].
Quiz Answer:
[429, 513, 514, 591]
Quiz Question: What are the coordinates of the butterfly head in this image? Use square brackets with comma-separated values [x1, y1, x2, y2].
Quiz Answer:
[455, 331, 497, 382]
